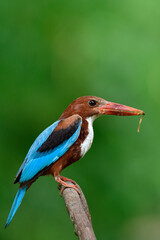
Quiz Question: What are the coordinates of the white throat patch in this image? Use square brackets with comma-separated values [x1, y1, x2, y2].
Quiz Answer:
[80, 116, 96, 157]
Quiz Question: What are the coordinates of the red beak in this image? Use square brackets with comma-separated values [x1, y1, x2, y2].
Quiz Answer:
[98, 101, 145, 116]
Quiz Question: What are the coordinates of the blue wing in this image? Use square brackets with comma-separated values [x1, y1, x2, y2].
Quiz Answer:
[6, 115, 82, 228]
[16, 117, 82, 183]
[15, 120, 60, 179]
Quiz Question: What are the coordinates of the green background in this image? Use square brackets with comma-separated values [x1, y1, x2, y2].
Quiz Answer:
[0, 0, 160, 239]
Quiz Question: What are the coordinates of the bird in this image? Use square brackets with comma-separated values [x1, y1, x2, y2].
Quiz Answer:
[5, 96, 145, 228]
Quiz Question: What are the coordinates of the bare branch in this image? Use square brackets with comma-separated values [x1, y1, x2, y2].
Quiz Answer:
[60, 182, 96, 240]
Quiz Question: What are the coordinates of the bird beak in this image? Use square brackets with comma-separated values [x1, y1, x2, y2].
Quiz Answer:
[98, 101, 145, 116]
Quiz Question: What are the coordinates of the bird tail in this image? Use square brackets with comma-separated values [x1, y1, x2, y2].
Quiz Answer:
[5, 185, 28, 228]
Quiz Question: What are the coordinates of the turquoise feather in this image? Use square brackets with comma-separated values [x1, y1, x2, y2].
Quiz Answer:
[5, 186, 28, 228]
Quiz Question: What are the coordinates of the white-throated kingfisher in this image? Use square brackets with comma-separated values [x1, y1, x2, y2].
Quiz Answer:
[5, 96, 145, 227]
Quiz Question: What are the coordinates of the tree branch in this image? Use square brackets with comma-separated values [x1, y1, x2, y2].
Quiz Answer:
[60, 182, 96, 240]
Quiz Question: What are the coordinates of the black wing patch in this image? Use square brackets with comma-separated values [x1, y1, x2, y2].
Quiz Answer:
[37, 118, 81, 153]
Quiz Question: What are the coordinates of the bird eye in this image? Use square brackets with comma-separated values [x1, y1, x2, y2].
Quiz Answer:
[89, 100, 97, 106]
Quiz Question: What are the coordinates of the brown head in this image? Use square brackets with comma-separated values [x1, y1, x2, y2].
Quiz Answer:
[60, 96, 145, 119]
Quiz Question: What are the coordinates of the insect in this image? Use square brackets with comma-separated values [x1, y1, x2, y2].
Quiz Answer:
[137, 116, 144, 132]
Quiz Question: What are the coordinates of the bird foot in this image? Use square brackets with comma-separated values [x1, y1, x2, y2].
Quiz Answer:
[54, 176, 81, 196]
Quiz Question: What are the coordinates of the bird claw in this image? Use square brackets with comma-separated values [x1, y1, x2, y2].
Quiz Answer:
[58, 176, 78, 185]
[55, 176, 81, 196]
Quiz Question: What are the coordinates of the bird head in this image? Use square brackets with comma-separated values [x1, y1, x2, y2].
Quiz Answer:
[60, 96, 145, 119]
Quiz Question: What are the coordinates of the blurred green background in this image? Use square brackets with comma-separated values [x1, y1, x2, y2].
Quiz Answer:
[0, 0, 160, 239]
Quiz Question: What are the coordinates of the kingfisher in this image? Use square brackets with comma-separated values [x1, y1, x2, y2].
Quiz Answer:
[5, 96, 145, 227]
